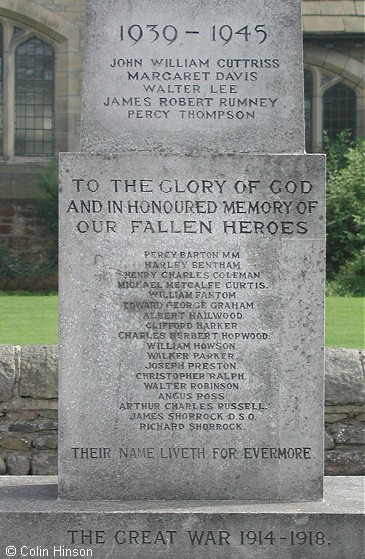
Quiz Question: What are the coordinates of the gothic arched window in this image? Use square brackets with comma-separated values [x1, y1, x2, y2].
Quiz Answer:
[0, 21, 55, 158]
[15, 37, 55, 155]
[323, 83, 356, 142]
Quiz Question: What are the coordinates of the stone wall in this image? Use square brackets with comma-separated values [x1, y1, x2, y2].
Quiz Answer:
[0, 346, 58, 475]
[0, 345, 363, 476]
[324, 349, 365, 475]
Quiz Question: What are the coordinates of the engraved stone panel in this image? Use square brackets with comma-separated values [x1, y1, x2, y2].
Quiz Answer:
[81, 0, 305, 154]
[1, 477, 365, 559]
[58, 152, 325, 501]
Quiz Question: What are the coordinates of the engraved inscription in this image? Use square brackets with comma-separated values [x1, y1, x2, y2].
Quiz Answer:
[66, 526, 332, 549]
[60, 153, 325, 500]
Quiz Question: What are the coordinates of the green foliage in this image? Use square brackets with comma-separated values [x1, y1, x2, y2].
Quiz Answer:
[322, 129, 354, 179]
[36, 159, 59, 236]
[0, 244, 33, 279]
[327, 251, 365, 297]
[0, 160, 59, 292]
[0, 243, 58, 291]
[33, 159, 59, 276]
[325, 136, 365, 295]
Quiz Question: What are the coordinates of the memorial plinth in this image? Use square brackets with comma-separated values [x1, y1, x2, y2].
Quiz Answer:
[58, 152, 325, 501]
[0, 477, 364, 559]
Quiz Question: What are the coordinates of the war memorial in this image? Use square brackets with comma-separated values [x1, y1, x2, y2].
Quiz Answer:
[0, 1, 363, 557]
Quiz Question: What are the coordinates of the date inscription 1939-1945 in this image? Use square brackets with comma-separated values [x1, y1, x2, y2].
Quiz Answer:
[120, 24, 268, 45]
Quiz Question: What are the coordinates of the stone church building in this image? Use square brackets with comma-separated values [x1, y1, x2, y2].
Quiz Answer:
[0, 0, 364, 265]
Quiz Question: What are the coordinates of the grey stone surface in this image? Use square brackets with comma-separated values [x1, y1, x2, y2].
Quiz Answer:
[80, 0, 305, 154]
[7, 420, 58, 433]
[325, 449, 365, 476]
[330, 420, 365, 445]
[32, 433, 59, 449]
[0, 345, 16, 402]
[325, 349, 365, 405]
[59, 151, 325, 501]
[6, 398, 58, 412]
[0, 432, 31, 451]
[0, 477, 363, 559]
[19, 345, 58, 399]
[6, 454, 31, 475]
[326, 404, 364, 414]
[324, 431, 335, 450]
[325, 413, 348, 423]
[5, 410, 39, 421]
[31, 452, 58, 475]
[0, 456, 6, 474]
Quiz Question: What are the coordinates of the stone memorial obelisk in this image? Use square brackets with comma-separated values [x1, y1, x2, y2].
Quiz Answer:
[59, 0, 325, 502]
[0, 1, 363, 558]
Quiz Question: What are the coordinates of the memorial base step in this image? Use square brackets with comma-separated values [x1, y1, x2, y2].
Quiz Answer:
[0, 476, 363, 559]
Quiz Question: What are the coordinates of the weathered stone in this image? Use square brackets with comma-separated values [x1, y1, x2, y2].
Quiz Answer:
[355, 413, 365, 421]
[0, 457, 6, 475]
[38, 410, 58, 420]
[31, 452, 58, 475]
[0, 432, 31, 451]
[32, 433, 59, 450]
[325, 349, 365, 405]
[0, 477, 364, 559]
[1, 0, 364, 553]
[320, 1, 356, 16]
[325, 413, 348, 423]
[59, 151, 325, 502]
[325, 431, 335, 450]
[355, 0, 365, 16]
[331, 420, 365, 445]
[325, 404, 365, 415]
[5, 410, 39, 421]
[0, 345, 16, 402]
[7, 398, 58, 411]
[81, 0, 305, 155]
[8, 420, 58, 433]
[325, 448, 365, 476]
[19, 346, 58, 399]
[302, 1, 321, 16]
[6, 454, 31, 475]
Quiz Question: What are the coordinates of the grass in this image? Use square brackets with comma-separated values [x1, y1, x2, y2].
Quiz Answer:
[0, 294, 58, 345]
[0, 295, 363, 348]
[325, 296, 364, 349]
